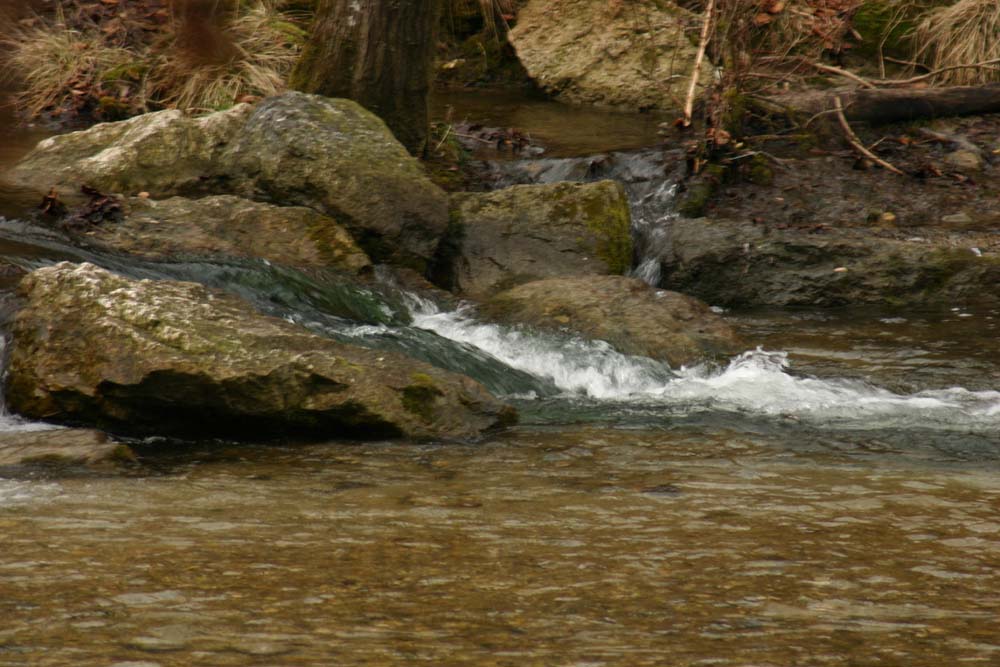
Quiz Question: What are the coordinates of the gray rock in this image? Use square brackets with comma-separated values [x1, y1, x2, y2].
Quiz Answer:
[223, 92, 448, 271]
[7, 104, 251, 198]
[6, 263, 515, 441]
[509, 0, 709, 111]
[89, 195, 371, 273]
[482, 275, 744, 367]
[8, 93, 449, 271]
[659, 217, 1000, 307]
[445, 180, 632, 299]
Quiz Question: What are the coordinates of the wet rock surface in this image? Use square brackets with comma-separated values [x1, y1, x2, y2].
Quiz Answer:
[87, 195, 371, 273]
[7, 93, 449, 272]
[482, 275, 744, 367]
[6, 263, 515, 441]
[443, 180, 632, 299]
[0, 428, 133, 468]
[659, 217, 1000, 307]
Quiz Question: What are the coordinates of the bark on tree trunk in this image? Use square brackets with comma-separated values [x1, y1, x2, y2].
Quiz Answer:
[289, 0, 442, 156]
[767, 84, 1000, 124]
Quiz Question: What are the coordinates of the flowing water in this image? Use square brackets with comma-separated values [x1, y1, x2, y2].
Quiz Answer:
[1, 99, 999, 666]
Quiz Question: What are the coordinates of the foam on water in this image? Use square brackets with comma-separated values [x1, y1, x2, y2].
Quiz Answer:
[410, 301, 1000, 431]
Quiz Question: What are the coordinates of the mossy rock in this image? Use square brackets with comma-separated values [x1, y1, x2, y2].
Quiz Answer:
[441, 180, 633, 299]
[6, 263, 516, 441]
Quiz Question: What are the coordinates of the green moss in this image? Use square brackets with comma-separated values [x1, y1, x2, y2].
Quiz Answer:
[745, 154, 774, 186]
[678, 164, 726, 218]
[401, 373, 444, 421]
[581, 186, 633, 275]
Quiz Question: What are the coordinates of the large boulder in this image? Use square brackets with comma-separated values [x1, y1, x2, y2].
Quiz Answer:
[509, 0, 708, 111]
[6, 263, 515, 441]
[88, 195, 371, 273]
[443, 180, 632, 299]
[223, 92, 449, 271]
[659, 217, 1000, 307]
[482, 275, 744, 367]
[6, 104, 252, 198]
[6, 93, 449, 271]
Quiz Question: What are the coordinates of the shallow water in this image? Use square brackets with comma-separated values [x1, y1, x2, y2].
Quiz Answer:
[1, 94, 999, 666]
[3, 426, 1000, 666]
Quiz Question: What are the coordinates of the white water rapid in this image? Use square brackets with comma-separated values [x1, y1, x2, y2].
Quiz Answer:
[409, 298, 1000, 432]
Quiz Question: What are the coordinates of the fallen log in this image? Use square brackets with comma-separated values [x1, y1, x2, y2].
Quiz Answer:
[765, 84, 1000, 124]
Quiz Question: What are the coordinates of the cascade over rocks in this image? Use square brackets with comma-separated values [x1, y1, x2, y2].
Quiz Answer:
[482, 275, 744, 367]
[7, 92, 449, 272]
[660, 217, 1000, 307]
[442, 180, 632, 299]
[508, 0, 709, 111]
[6, 263, 515, 441]
[89, 195, 371, 273]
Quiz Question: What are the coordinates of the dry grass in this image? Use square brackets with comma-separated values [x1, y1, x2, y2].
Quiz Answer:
[147, 2, 305, 112]
[1, 9, 136, 117]
[1, 1, 304, 119]
[475, 0, 516, 39]
[912, 0, 1000, 85]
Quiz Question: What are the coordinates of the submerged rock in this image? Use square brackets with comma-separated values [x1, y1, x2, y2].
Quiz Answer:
[6, 263, 515, 441]
[0, 428, 134, 468]
[483, 275, 744, 367]
[509, 0, 708, 111]
[88, 195, 371, 273]
[7, 104, 251, 198]
[660, 217, 1000, 307]
[443, 180, 632, 299]
[224, 92, 449, 271]
[8, 93, 449, 272]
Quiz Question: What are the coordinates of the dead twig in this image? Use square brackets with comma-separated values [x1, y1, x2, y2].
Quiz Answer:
[833, 96, 904, 176]
[873, 57, 1000, 87]
[682, 0, 715, 127]
[808, 62, 877, 89]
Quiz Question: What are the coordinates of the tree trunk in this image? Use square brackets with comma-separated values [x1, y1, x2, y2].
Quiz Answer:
[290, 0, 442, 156]
[767, 84, 1000, 124]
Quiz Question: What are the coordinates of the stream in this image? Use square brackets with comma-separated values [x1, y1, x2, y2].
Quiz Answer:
[1, 94, 999, 666]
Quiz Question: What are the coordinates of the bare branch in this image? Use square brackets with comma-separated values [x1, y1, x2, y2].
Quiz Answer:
[833, 96, 904, 176]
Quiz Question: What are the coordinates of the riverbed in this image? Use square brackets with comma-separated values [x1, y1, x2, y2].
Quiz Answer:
[1, 95, 998, 666]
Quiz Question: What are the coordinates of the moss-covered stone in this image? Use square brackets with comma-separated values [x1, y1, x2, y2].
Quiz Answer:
[6, 263, 515, 441]
[86, 195, 371, 273]
[442, 180, 633, 299]
[9, 93, 450, 272]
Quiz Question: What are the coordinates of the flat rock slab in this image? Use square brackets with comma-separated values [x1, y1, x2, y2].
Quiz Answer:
[661, 217, 1000, 307]
[0, 428, 133, 467]
[6, 263, 515, 441]
[88, 195, 371, 273]
[483, 275, 744, 367]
